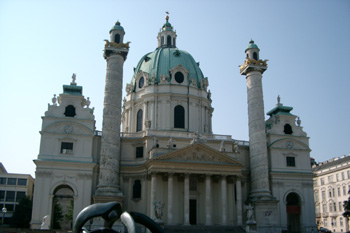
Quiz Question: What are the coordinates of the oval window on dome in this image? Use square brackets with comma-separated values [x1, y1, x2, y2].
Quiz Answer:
[139, 76, 144, 88]
[175, 72, 184, 84]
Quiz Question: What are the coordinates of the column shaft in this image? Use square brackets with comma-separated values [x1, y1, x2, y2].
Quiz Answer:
[221, 176, 228, 225]
[205, 174, 212, 225]
[167, 173, 174, 224]
[95, 54, 125, 197]
[184, 174, 190, 225]
[150, 173, 157, 219]
[236, 178, 242, 225]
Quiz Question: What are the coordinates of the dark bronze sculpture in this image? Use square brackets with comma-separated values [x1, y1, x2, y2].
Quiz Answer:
[73, 202, 164, 233]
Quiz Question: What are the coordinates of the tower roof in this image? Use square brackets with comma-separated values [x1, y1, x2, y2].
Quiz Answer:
[162, 13, 173, 31]
[245, 40, 259, 52]
[109, 21, 124, 33]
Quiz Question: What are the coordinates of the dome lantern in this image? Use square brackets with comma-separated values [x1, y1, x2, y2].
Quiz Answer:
[157, 12, 177, 48]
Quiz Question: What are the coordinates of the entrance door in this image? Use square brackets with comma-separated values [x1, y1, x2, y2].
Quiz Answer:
[286, 192, 301, 233]
[190, 199, 197, 225]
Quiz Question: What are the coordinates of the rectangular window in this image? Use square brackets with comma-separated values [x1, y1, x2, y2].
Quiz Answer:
[329, 203, 333, 212]
[339, 202, 343, 212]
[322, 204, 327, 212]
[7, 178, 16, 185]
[61, 142, 73, 154]
[344, 186, 347, 195]
[334, 202, 337, 212]
[17, 178, 27, 186]
[336, 174, 339, 181]
[286, 156, 295, 167]
[333, 218, 337, 226]
[342, 172, 345, 180]
[338, 187, 341, 197]
[16, 191, 26, 202]
[347, 170, 350, 179]
[0, 191, 4, 201]
[0, 178, 6, 185]
[322, 190, 326, 201]
[321, 178, 325, 185]
[340, 217, 343, 226]
[324, 219, 327, 227]
[6, 191, 15, 202]
[136, 147, 143, 158]
[315, 192, 319, 202]
[132, 180, 141, 199]
[4, 203, 14, 212]
[314, 180, 317, 186]
[328, 175, 333, 183]
[329, 190, 332, 198]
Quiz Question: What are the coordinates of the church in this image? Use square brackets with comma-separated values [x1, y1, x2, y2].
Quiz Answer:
[30, 15, 316, 233]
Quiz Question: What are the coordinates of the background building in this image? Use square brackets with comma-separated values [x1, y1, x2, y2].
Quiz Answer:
[313, 155, 350, 232]
[0, 163, 35, 225]
[30, 16, 316, 233]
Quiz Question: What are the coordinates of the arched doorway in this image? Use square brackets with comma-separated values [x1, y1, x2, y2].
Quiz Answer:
[52, 185, 74, 230]
[286, 192, 301, 233]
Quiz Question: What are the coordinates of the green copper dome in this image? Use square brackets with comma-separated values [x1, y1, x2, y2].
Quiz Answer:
[246, 40, 259, 51]
[109, 21, 124, 33]
[131, 48, 206, 89]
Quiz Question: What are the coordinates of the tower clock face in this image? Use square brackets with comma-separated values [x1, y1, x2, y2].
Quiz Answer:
[139, 77, 144, 88]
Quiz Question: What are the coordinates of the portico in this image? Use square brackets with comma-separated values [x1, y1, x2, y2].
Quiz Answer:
[145, 143, 244, 226]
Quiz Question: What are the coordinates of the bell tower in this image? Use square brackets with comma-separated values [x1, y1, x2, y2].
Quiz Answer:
[94, 21, 129, 202]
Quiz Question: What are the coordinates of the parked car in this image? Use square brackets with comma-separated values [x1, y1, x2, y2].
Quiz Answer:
[319, 227, 331, 233]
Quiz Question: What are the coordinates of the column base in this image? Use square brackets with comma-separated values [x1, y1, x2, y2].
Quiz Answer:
[93, 194, 124, 204]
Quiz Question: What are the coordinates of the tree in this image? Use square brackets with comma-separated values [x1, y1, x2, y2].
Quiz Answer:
[65, 199, 74, 228]
[10, 196, 32, 228]
[343, 191, 350, 219]
[53, 198, 63, 229]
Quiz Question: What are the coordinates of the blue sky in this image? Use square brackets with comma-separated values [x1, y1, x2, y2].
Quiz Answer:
[0, 0, 349, 177]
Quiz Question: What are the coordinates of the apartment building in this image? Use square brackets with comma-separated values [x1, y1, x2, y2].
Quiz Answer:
[0, 163, 34, 225]
[313, 155, 350, 232]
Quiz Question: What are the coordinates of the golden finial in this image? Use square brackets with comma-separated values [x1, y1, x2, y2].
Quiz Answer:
[165, 11, 169, 21]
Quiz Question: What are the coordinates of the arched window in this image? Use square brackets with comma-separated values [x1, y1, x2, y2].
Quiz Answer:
[167, 35, 171, 47]
[174, 105, 185, 128]
[64, 105, 76, 117]
[133, 180, 141, 199]
[161, 36, 164, 46]
[173, 38, 176, 47]
[284, 124, 293, 134]
[136, 109, 143, 132]
[175, 72, 184, 83]
[253, 52, 258, 60]
[115, 34, 120, 44]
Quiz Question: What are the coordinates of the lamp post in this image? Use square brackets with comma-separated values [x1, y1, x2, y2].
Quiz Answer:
[1, 207, 7, 226]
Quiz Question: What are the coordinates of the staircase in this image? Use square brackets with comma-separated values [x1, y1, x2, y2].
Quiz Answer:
[164, 225, 246, 233]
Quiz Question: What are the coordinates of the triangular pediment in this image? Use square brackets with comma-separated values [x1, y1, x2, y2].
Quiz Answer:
[151, 143, 244, 167]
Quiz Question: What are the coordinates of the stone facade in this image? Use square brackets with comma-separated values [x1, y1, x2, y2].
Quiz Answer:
[30, 17, 317, 232]
[313, 156, 350, 232]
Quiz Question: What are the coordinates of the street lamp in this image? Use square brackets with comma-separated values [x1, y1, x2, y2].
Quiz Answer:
[1, 207, 7, 226]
